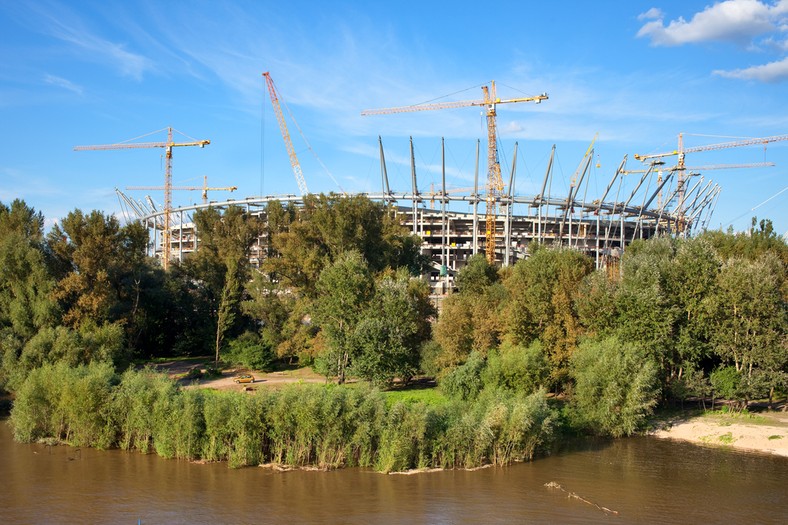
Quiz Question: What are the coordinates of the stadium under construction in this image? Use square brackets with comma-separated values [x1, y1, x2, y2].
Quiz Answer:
[102, 78, 786, 293]
[115, 136, 724, 294]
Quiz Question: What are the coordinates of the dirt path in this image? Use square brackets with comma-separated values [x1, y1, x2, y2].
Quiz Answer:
[190, 367, 327, 391]
[650, 410, 788, 457]
[149, 359, 327, 392]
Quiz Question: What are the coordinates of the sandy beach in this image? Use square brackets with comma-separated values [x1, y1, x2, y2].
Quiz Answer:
[650, 409, 788, 457]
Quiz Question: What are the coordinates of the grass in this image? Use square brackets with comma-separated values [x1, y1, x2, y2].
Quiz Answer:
[718, 432, 735, 445]
[768, 435, 783, 440]
[383, 387, 448, 407]
[699, 409, 779, 427]
[137, 355, 211, 365]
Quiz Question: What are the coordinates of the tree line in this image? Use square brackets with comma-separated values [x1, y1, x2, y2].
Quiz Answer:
[431, 218, 786, 432]
[0, 194, 431, 391]
[1, 195, 786, 466]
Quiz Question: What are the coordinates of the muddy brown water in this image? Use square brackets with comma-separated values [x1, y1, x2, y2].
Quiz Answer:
[1, 420, 786, 524]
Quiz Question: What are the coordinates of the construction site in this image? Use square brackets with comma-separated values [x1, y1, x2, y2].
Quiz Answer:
[77, 73, 788, 292]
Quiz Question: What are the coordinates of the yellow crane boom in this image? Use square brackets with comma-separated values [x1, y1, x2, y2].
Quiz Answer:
[635, 132, 788, 231]
[75, 127, 210, 270]
[263, 72, 309, 196]
[362, 81, 547, 263]
[127, 176, 236, 204]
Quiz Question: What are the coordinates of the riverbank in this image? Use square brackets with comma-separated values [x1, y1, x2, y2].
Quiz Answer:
[649, 409, 788, 457]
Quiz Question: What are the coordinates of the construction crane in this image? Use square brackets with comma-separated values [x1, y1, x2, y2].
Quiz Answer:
[75, 127, 210, 270]
[362, 81, 548, 263]
[263, 72, 309, 196]
[127, 176, 237, 204]
[634, 133, 788, 229]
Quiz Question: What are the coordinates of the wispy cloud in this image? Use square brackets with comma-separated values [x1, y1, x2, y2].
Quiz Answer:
[638, 7, 664, 21]
[14, 2, 155, 81]
[714, 55, 788, 81]
[43, 73, 83, 95]
[0, 166, 64, 201]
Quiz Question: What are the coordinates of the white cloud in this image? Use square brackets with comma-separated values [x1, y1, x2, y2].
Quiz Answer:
[638, 8, 664, 21]
[43, 74, 83, 95]
[637, 0, 778, 46]
[502, 121, 525, 133]
[714, 55, 788, 80]
[637, 1, 788, 82]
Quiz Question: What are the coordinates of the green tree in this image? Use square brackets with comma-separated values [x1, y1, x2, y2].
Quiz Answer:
[47, 210, 148, 329]
[432, 282, 507, 370]
[701, 218, 788, 265]
[351, 270, 434, 386]
[242, 272, 295, 353]
[576, 269, 618, 338]
[186, 206, 263, 363]
[265, 194, 427, 295]
[0, 200, 58, 342]
[312, 251, 374, 383]
[439, 351, 487, 401]
[708, 254, 786, 403]
[455, 253, 499, 295]
[569, 336, 659, 437]
[666, 237, 719, 378]
[614, 238, 678, 379]
[482, 340, 550, 396]
[254, 195, 428, 363]
[504, 247, 593, 389]
[43, 209, 173, 362]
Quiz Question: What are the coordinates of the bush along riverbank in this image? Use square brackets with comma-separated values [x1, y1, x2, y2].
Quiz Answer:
[9, 362, 556, 472]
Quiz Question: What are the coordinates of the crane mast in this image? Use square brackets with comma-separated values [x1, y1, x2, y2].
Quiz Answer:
[263, 72, 309, 196]
[362, 81, 547, 263]
[75, 127, 210, 270]
[483, 84, 505, 263]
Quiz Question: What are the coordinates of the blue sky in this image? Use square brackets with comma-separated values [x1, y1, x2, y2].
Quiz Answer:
[1, 0, 787, 236]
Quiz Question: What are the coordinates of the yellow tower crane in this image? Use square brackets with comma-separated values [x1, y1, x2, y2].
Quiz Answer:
[362, 81, 547, 263]
[75, 127, 210, 270]
[263, 72, 309, 196]
[127, 176, 237, 204]
[635, 132, 788, 231]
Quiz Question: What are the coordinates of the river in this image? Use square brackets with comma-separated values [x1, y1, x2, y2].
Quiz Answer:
[1, 420, 786, 524]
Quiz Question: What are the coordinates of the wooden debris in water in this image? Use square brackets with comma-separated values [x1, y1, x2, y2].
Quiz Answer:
[544, 481, 619, 515]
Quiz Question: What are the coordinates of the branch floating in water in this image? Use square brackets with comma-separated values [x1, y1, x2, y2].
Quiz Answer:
[544, 481, 619, 515]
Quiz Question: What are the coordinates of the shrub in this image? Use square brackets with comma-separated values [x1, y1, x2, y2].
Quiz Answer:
[569, 336, 659, 437]
[432, 389, 556, 469]
[710, 366, 742, 400]
[10, 363, 556, 473]
[439, 351, 486, 401]
[225, 331, 274, 371]
[152, 388, 205, 460]
[10, 361, 117, 448]
[112, 367, 177, 453]
[482, 340, 549, 395]
[376, 401, 444, 472]
[418, 340, 444, 378]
